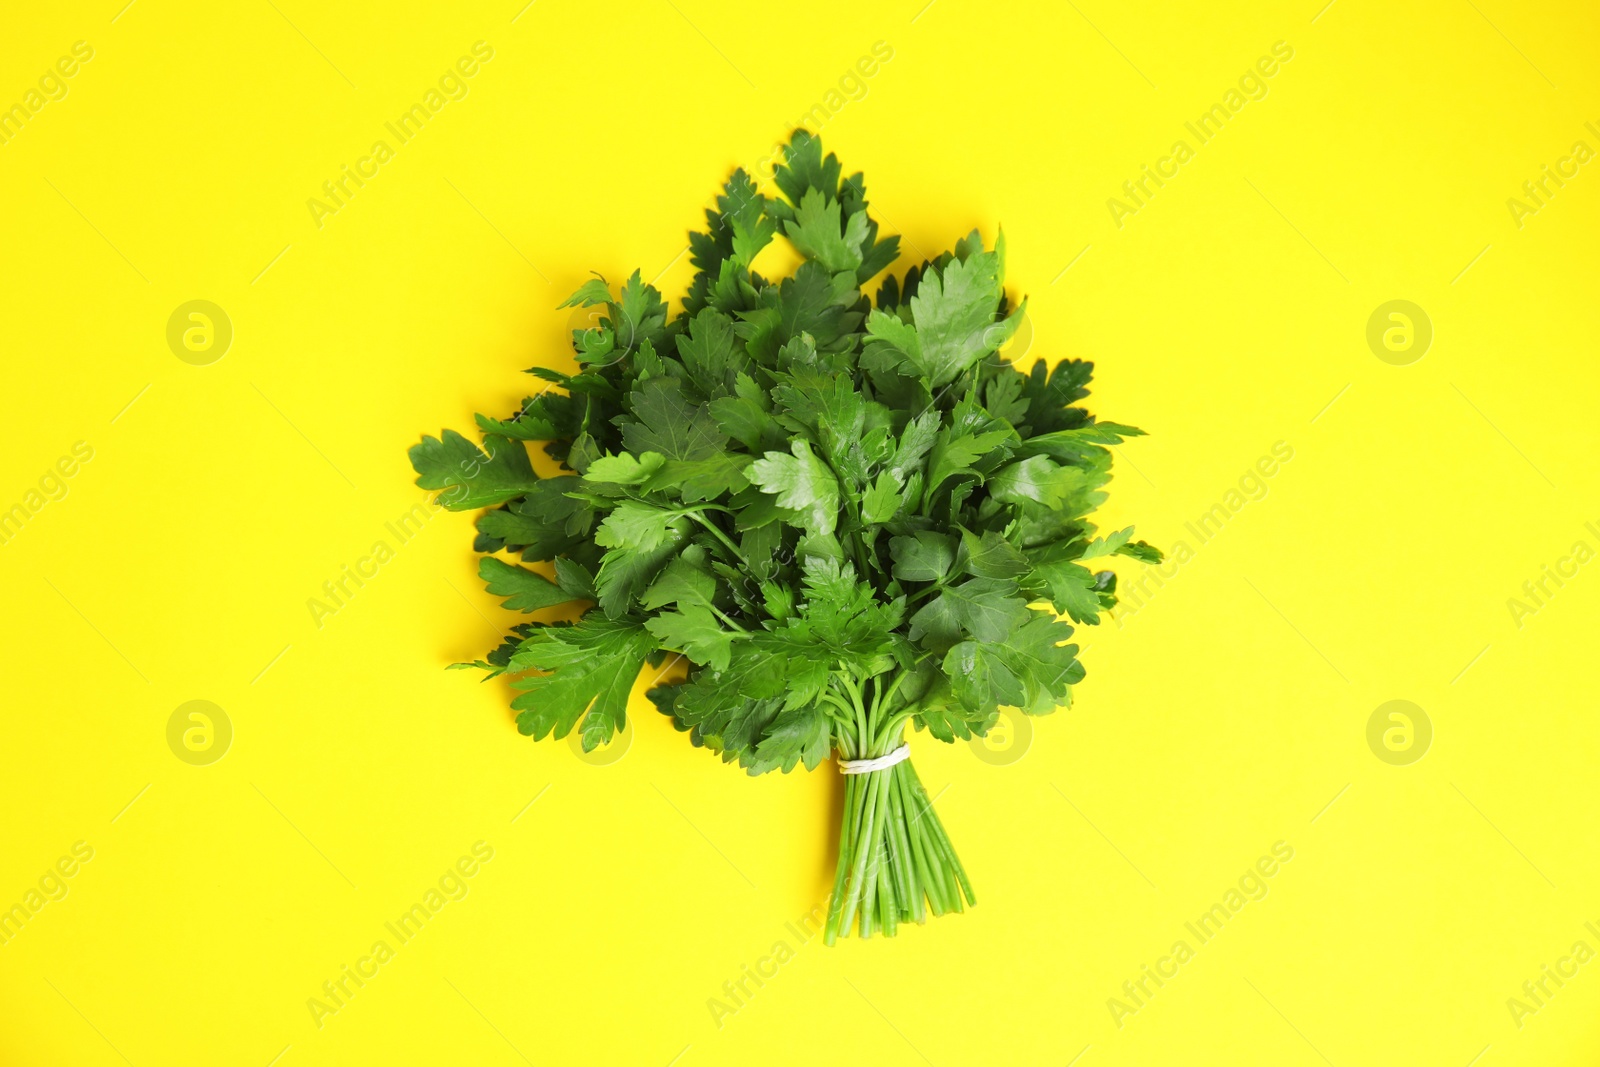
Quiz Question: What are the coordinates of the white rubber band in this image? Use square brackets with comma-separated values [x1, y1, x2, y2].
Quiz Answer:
[838, 744, 911, 774]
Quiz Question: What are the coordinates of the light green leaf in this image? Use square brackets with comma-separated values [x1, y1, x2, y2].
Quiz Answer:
[864, 308, 922, 368]
[594, 501, 685, 551]
[645, 603, 740, 671]
[510, 615, 655, 750]
[640, 554, 717, 611]
[782, 188, 867, 273]
[989, 455, 1082, 510]
[861, 470, 903, 524]
[585, 451, 667, 486]
[906, 235, 1006, 386]
[1029, 560, 1102, 624]
[747, 439, 840, 536]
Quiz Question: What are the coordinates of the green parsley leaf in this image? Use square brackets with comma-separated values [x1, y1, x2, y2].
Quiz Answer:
[676, 308, 747, 398]
[905, 233, 1008, 386]
[747, 439, 841, 536]
[510, 617, 655, 750]
[640, 552, 717, 611]
[934, 576, 1031, 643]
[860, 470, 903, 524]
[1027, 559, 1103, 624]
[925, 426, 1012, 500]
[710, 373, 780, 453]
[410, 431, 538, 510]
[479, 557, 581, 613]
[989, 455, 1083, 510]
[960, 530, 1029, 579]
[890, 531, 956, 583]
[621, 377, 726, 461]
[645, 604, 741, 671]
[585, 451, 667, 486]
[783, 188, 869, 274]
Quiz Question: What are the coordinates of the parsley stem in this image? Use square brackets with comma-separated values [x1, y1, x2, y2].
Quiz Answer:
[876, 669, 914, 714]
[873, 706, 918, 751]
[825, 666, 970, 939]
[833, 765, 882, 939]
[846, 529, 871, 581]
[684, 510, 746, 565]
[824, 774, 857, 941]
[897, 762, 943, 916]
[819, 692, 858, 753]
[847, 678, 870, 756]
[912, 769, 973, 905]
[883, 765, 915, 913]
[706, 603, 748, 633]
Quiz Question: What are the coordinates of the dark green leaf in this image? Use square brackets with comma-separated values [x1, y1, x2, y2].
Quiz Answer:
[890, 531, 956, 583]
[1028, 559, 1102, 624]
[479, 557, 580, 613]
[410, 431, 538, 510]
[937, 576, 1030, 642]
[960, 530, 1028, 579]
[621, 377, 726, 461]
[676, 308, 746, 397]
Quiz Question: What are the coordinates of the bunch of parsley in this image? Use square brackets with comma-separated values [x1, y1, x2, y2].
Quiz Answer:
[410, 131, 1158, 941]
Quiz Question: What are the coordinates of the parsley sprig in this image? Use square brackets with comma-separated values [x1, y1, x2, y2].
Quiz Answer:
[411, 131, 1159, 941]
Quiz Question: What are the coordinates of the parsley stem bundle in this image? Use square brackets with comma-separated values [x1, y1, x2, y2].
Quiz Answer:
[820, 668, 974, 942]
[410, 131, 1157, 942]
[826, 705, 973, 942]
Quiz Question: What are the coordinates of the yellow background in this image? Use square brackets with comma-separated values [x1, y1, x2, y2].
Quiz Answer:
[3, 0, 1598, 1063]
